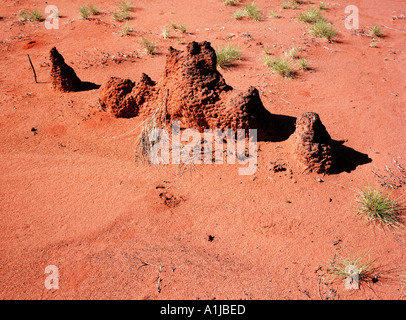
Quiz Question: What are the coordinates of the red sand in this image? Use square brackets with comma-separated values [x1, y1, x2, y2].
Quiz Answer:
[0, 0, 405, 300]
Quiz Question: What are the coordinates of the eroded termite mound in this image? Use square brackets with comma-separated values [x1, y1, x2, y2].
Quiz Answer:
[99, 41, 275, 139]
[50, 47, 82, 92]
[293, 112, 335, 174]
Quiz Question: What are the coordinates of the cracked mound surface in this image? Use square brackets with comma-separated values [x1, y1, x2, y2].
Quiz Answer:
[50, 47, 82, 92]
[99, 41, 274, 138]
[293, 112, 335, 174]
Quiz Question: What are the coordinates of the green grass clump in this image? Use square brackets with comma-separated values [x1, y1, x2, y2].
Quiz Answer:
[310, 19, 337, 41]
[232, 9, 246, 20]
[282, 0, 303, 10]
[281, 1, 290, 9]
[355, 186, 402, 228]
[297, 6, 325, 23]
[269, 10, 281, 18]
[285, 47, 299, 59]
[167, 23, 188, 34]
[30, 8, 43, 21]
[113, 1, 131, 21]
[264, 56, 296, 78]
[233, 2, 261, 21]
[119, 0, 132, 12]
[20, 8, 43, 21]
[318, 2, 327, 10]
[139, 37, 156, 55]
[120, 23, 133, 36]
[178, 24, 188, 33]
[297, 58, 310, 70]
[113, 10, 130, 21]
[79, 5, 90, 19]
[225, 0, 241, 5]
[162, 26, 171, 38]
[370, 25, 383, 37]
[328, 252, 376, 286]
[79, 4, 100, 19]
[88, 4, 100, 15]
[19, 10, 30, 20]
[245, 2, 262, 21]
[216, 44, 242, 68]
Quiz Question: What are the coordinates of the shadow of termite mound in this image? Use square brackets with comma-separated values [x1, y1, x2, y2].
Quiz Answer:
[50, 47, 100, 92]
[293, 112, 372, 174]
[330, 141, 372, 174]
[99, 41, 290, 141]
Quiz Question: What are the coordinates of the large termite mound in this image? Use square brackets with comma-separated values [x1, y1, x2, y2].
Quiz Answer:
[50, 47, 82, 92]
[293, 112, 335, 173]
[99, 41, 275, 139]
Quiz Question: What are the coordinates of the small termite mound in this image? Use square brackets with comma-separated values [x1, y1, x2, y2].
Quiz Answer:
[294, 112, 335, 174]
[50, 47, 82, 92]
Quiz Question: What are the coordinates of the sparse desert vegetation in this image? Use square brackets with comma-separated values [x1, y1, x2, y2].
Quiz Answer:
[269, 10, 281, 18]
[285, 47, 299, 59]
[328, 252, 376, 287]
[139, 37, 157, 55]
[120, 22, 133, 36]
[318, 1, 327, 10]
[79, 4, 100, 19]
[297, 57, 310, 70]
[233, 1, 262, 21]
[215, 44, 242, 68]
[113, 0, 132, 21]
[370, 25, 383, 37]
[297, 6, 326, 23]
[224, 0, 241, 6]
[162, 26, 171, 38]
[297, 6, 336, 41]
[263, 55, 296, 78]
[310, 19, 337, 41]
[79, 4, 90, 19]
[88, 4, 100, 15]
[355, 186, 402, 228]
[19, 8, 43, 21]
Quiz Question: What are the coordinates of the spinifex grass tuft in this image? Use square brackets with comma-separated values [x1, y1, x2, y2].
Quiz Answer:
[355, 186, 402, 228]
[30, 8, 43, 21]
[216, 44, 242, 68]
[370, 25, 383, 37]
[113, 1, 131, 21]
[233, 2, 261, 21]
[135, 91, 168, 164]
[328, 252, 376, 286]
[264, 56, 296, 78]
[285, 47, 299, 59]
[139, 37, 156, 55]
[297, 58, 310, 70]
[310, 19, 337, 41]
[162, 26, 171, 38]
[225, 0, 241, 6]
[88, 4, 100, 15]
[20, 8, 43, 21]
[120, 23, 133, 36]
[297, 6, 325, 23]
[79, 5, 90, 19]
[319, 2, 327, 10]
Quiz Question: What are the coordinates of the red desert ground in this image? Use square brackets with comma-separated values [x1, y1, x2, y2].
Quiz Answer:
[0, 0, 405, 300]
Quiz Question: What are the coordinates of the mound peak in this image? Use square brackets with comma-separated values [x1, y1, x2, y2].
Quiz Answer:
[293, 112, 335, 173]
[50, 47, 82, 92]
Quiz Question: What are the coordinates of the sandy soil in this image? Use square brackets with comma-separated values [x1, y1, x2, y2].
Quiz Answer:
[0, 0, 405, 300]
